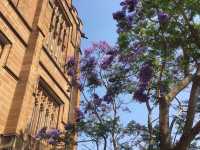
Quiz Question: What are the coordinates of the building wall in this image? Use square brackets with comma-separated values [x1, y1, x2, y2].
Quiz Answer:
[0, 0, 82, 148]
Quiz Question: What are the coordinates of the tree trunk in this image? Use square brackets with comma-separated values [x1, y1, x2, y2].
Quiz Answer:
[159, 98, 171, 150]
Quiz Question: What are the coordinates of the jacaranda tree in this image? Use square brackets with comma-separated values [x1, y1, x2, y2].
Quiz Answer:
[111, 0, 200, 150]
[77, 41, 150, 150]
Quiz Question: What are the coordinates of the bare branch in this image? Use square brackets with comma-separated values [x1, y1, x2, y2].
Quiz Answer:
[165, 74, 194, 103]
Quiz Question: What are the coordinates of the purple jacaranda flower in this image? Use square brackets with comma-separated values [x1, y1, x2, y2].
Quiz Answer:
[158, 12, 169, 24]
[115, 0, 138, 32]
[91, 41, 111, 52]
[120, 0, 138, 12]
[92, 42, 99, 48]
[139, 62, 153, 84]
[133, 88, 149, 103]
[113, 10, 126, 21]
[100, 55, 114, 69]
[117, 27, 124, 33]
[126, 14, 134, 26]
[35, 127, 47, 139]
[106, 48, 118, 55]
[120, 1, 126, 6]
[98, 41, 111, 51]
[126, 0, 138, 12]
[87, 57, 97, 67]
[84, 47, 93, 56]
[46, 128, 60, 139]
[115, 13, 134, 33]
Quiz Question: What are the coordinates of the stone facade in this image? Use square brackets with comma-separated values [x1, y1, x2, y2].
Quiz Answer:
[0, 0, 82, 149]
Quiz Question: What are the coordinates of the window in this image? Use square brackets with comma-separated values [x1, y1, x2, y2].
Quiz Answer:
[28, 82, 61, 135]
[0, 31, 12, 70]
[58, 21, 64, 45]
[44, 2, 71, 70]
[71, 26, 77, 47]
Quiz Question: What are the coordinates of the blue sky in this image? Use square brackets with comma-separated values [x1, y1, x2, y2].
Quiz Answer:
[73, 0, 119, 49]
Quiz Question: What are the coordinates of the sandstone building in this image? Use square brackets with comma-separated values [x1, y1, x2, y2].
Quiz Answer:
[0, 0, 82, 149]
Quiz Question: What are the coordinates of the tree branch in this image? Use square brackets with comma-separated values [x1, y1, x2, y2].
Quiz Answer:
[157, 62, 171, 150]
[165, 74, 194, 103]
[170, 97, 184, 134]
[173, 66, 200, 150]
[182, 79, 200, 134]
[173, 120, 200, 150]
